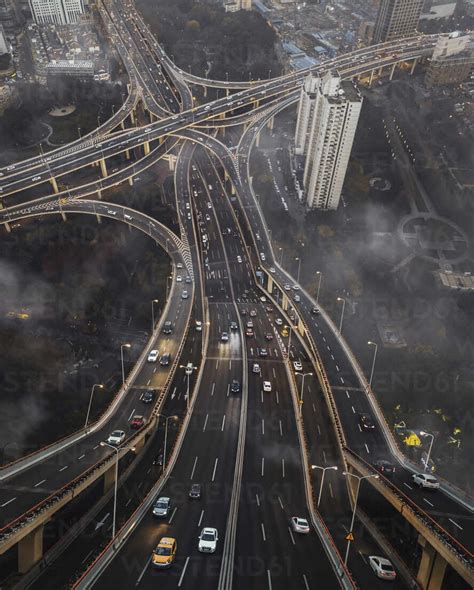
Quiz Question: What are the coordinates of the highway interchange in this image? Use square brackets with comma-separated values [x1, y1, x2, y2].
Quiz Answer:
[0, 2, 472, 589]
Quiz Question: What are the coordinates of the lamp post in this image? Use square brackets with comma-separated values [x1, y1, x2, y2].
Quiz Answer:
[120, 343, 131, 386]
[343, 472, 379, 565]
[295, 257, 302, 284]
[157, 414, 178, 473]
[367, 341, 378, 389]
[84, 383, 104, 429]
[420, 431, 435, 472]
[151, 299, 159, 333]
[295, 372, 313, 417]
[279, 247, 284, 266]
[316, 271, 322, 305]
[100, 442, 135, 539]
[312, 465, 338, 508]
[180, 364, 197, 411]
[337, 297, 346, 334]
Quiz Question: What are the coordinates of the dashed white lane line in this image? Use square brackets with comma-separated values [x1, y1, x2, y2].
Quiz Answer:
[0, 497, 16, 507]
[81, 549, 94, 565]
[211, 382, 215, 396]
[267, 570, 272, 590]
[322, 450, 327, 463]
[93, 444, 99, 450]
[282, 459, 285, 478]
[329, 482, 334, 498]
[346, 390, 350, 399]
[136, 556, 152, 586]
[449, 518, 463, 531]
[261, 390, 264, 404]
[278, 496, 284, 510]
[261, 522, 266, 541]
[403, 482, 413, 491]
[221, 415, 226, 432]
[312, 403, 316, 413]
[276, 391, 279, 404]
[256, 493, 260, 507]
[178, 556, 190, 587]
[303, 574, 310, 590]
[198, 510, 204, 527]
[336, 365, 340, 372]
[261, 457, 265, 477]
[168, 507, 177, 524]
[423, 498, 434, 508]
[128, 408, 135, 421]
[59, 465, 69, 472]
[203, 414, 209, 432]
[331, 354, 334, 360]
[351, 406, 355, 414]
[340, 377, 345, 384]
[317, 424, 321, 435]
[365, 444, 370, 454]
[288, 527, 296, 546]
[212, 458, 219, 482]
[190, 456, 198, 480]
[226, 384, 230, 397]
[34, 479, 46, 488]
[146, 379, 151, 386]
[272, 367, 276, 379]
[216, 360, 219, 370]
[78, 454, 85, 460]
[279, 420, 283, 436]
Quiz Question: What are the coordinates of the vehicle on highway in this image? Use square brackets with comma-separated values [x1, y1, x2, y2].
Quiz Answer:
[368, 556, 396, 581]
[231, 379, 241, 393]
[265, 332, 273, 341]
[32, 175, 41, 181]
[292, 285, 300, 291]
[176, 275, 182, 282]
[250, 309, 257, 317]
[294, 294, 301, 303]
[160, 352, 171, 366]
[270, 267, 276, 273]
[195, 320, 202, 331]
[147, 349, 159, 363]
[182, 290, 189, 299]
[260, 252, 266, 261]
[374, 460, 396, 476]
[259, 348, 268, 357]
[293, 361, 302, 372]
[189, 483, 201, 499]
[221, 331, 229, 342]
[185, 276, 192, 284]
[237, 256, 242, 265]
[263, 381, 272, 392]
[275, 318, 283, 326]
[253, 363, 261, 374]
[177, 262, 183, 269]
[240, 309, 247, 316]
[359, 413, 376, 431]
[140, 390, 155, 404]
[153, 452, 163, 466]
[153, 496, 171, 517]
[245, 327, 254, 337]
[185, 362, 194, 375]
[266, 305, 273, 313]
[246, 320, 254, 328]
[130, 415, 146, 429]
[230, 321, 238, 331]
[198, 527, 218, 553]
[259, 296, 267, 303]
[106, 430, 126, 445]
[284, 284, 291, 291]
[281, 326, 289, 337]
[124, 214, 133, 221]
[311, 306, 320, 315]
[412, 473, 439, 490]
[107, 209, 117, 216]
[207, 202, 212, 209]
[151, 537, 177, 568]
[290, 517, 310, 534]
[163, 321, 173, 334]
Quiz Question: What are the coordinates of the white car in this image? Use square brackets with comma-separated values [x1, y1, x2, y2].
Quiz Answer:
[275, 318, 283, 326]
[368, 556, 396, 581]
[237, 255, 242, 263]
[221, 331, 229, 342]
[106, 430, 126, 445]
[293, 361, 302, 372]
[147, 349, 159, 363]
[412, 473, 439, 490]
[198, 527, 218, 553]
[252, 363, 261, 374]
[284, 284, 291, 291]
[290, 517, 310, 534]
[182, 290, 189, 300]
[269, 267, 276, 274]
[176, 275, 182, 282]
[292, 285, 300, 291]
[263, 381, 272, 392]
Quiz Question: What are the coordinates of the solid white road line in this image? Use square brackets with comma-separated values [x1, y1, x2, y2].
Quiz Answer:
[203, 414, 209, 432]
[212, 458, 218, 482]
[1, 497, 16, 507]
[190, 456, 198, 480]
[34, 479, 46, 487]
[198, 510, 204, 527]
[288, 527, 296, 545]
[178, 557, 190, 587]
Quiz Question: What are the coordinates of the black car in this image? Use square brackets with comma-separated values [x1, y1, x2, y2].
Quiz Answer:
[311, 306, 320, 315]
[359, 413, 376, 431]
[160, 353, 171, 366]
[189, 483, 201, 499]
[153, 452, 163, 466]
[162, 321, 173, 334]
[231, 379, 240, 393]
[374, 460, 396, 475]
[230, 321, 238, 331]
[140, 390, 155, 404]
[259, 348, 268, 357]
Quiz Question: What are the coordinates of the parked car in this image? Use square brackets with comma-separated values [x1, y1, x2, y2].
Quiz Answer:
[368, 556, 396, 581]
[290, 517, 310, 534]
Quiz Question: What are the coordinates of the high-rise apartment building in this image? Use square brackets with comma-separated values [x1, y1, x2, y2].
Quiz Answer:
[373, 0, 424, 44]
[295, 72, 362, 210]
[425, 32, 474, 87]
[28, 0, 84, 25]
[0, 0, 19, 31]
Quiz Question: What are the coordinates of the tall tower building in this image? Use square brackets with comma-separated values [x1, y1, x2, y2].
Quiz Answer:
[28, 0, 84, 25]
[296, 72, 362, 211]
[373, 0, 424, 44]
[0, 0, 19, 31]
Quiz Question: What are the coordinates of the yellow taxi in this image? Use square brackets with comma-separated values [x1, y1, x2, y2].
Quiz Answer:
[281, 325, 289, 337]
[151, 537, 177, 568]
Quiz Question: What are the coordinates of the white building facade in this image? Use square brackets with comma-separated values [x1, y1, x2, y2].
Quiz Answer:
[296, 72, 362, 210]
[29, 0, 84, 25]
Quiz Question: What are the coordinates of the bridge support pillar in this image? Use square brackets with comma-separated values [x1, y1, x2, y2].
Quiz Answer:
[18, 524, 44, 573]
[282, 294, 289, 311]
[389, 63, 396, 81]
[128, 177, 134, 186]
[256, 132, 260, 147]
[125, 149, 131, 160]
[169, 155, 176, 171]
[416, 536, 448, 590]
[133, 436, 145, 453]
[378, 66, 383, 75]
[410, 58, 418, 75]
[267, 275, 273, 295]
[120, 120, 125, 131]
[226, 88, 230, 96]
[143, 141, 150, 156]
[50, 176, 59, 193]
[100, 158, 108, 178]
[203, 85, 207, 98]
[130, 109, 136, 126]
[368, 69, 375, 88]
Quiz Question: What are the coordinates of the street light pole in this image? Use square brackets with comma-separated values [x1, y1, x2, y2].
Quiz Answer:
[84, 383, 104, 428]
[295, 257, 301, 284]
[279, 247, 284, 266]
[420, 431, 435, 472]
[180, 365, 197, 411]
[368, 341, 378, 389]
[343, 472, 379, 565]
[312, 465, 338, 508]
[100, 442, 135, 539]
[296, 372, 313, 417]
[157, 414, 178, 473]
[337, 297, 346, 333]
[151, 299, 159, 333]
[120, 343, 131, 386]
[316, 271, 322, 305]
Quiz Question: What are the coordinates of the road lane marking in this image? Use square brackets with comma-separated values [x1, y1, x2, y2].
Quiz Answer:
[346, 390, 350, 399]
[203, 414, 209, 431]
[261, 457, 265, 477]
[216, 360, 219, 369]
[358, 551, 367, 564]
[276, 391, 279, 404]
[221, 415, 226, 431]
[261, 523, 266, 541]
[288, 527, 296, 545]
[331, 354, 334, 360]
[59, 465, 69, 472]
[303, 574, 310, 590]
[93, 444, 99, 450]
[336, 365, 340, 372]
[322, 450, 327, 463]
[226, 384, 230, 397]
[34, 479, 46, 487]
[211, 382, 215, 396]
[329, 482, 334, 498]
[312, 403, 316, 413]
[282, 459, 285, 478]
[365, 444, 370, 454]
[190, 456, 198, 480]
[128, 408, 135, 421]
[449, 518, 463, 531]
[358, 424, 362, 432]
[279, 420, 283, 436]
[178, 557, 190, 587]
[403, 483, 412, 490]
[423, 498, 434, 507]
[272, 367, 276, 378]
[212, 458, 218, 482]
[261, 390, 264, 403]
[78, 454, 85, 460]
[198, 510, 204, 527]
[256, 494, 260, 507]
[340, 377, 345, 384]
[267, 570, 272, 590]
[278, 496, 284, 510]
[262, 419, 265, 435]
[229, 360, 232, 370]
[317, 424, 321, 435]
[146, 379, 151, 386]
[81, 549, 94, 565]
[0, 497, 16, 507]
[351, 406, 355, 414]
